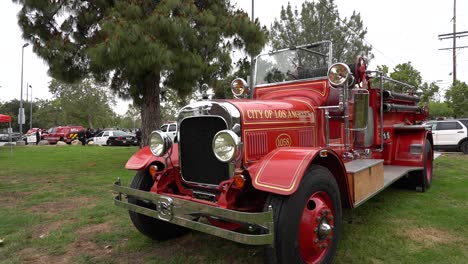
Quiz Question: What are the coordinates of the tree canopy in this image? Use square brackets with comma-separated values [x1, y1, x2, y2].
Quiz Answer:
[372, 62, 439, 105]
[14, 0, 268, 144]
[48, 79, 116, 128]
[445, 80, 468, 118]
[270, 0, 372, 63]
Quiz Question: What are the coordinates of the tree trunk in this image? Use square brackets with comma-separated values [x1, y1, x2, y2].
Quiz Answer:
[87, 115, 93, 129]
[140, 73, 161, 146]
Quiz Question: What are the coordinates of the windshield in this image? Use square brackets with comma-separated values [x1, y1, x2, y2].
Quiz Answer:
[255, 42, 332, 86]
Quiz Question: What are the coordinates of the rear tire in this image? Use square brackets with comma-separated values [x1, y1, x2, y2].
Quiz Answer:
[128, 170, 189, 240]
[264, 165, 342, 264]
[460, 141, 468, 154]
[419, 140, 433, 192]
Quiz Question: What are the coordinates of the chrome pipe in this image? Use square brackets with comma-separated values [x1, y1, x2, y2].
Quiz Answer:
[383, 90, 420, 102]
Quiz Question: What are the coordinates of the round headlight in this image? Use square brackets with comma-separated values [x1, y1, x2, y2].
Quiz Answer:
[149, 131, 172, 156]
[328, 63, 351, 87]
[212, 130, 240, 162]
[231, 78, 249, 97]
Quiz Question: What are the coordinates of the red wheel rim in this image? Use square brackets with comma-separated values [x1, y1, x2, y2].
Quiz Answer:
[298, 191, 335, 264]
[426, 149, 433, 183]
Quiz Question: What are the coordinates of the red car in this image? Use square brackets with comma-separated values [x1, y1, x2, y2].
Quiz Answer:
[43, 126, 84, 144]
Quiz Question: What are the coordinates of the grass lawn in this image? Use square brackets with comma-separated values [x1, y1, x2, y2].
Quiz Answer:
[0, 146, 467, 263]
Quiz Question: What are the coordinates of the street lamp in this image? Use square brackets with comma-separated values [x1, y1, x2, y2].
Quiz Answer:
[29, 84, 33, 130]
[19, 42, 29, 137]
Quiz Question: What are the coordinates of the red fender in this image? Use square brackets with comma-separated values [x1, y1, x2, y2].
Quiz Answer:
[125, 144, 179, 170]
[391, 128, 432, 167]
[247, 147, 347, 196]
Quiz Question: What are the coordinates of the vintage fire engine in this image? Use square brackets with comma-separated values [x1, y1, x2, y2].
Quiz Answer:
[113, 41, 432, 263]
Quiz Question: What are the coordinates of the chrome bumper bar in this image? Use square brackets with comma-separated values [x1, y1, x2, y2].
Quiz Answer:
[113, 179, 274, 245]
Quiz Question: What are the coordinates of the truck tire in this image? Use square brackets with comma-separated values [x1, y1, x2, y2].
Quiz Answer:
[418, 140, 433, 192]
[128, 170, 189, 240]
[264, 165, 342, 264]
[460, 141, 468, 154]
[397, 140, 433, 192]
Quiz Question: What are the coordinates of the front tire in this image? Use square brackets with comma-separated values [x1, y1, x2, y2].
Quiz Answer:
[264, 165, 342, 264]
[128, 170, 189, 240]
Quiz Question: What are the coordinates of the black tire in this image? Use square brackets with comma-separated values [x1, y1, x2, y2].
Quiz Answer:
[128, 170, 189, 240]
[106, 140, 112, 146]
[460, 141, 468, 154]
[419, 140, 433, 192]
[396, 140, 433, 192]
[264, 165, 342, 264]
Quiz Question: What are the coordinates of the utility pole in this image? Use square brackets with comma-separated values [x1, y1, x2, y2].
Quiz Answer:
[437, 0, 467, 86]
[452, 0, 456, 84]
[249, 0, 255, 91]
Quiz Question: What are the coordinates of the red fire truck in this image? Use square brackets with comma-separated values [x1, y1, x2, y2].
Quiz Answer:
[113, 41, 432, 263]
[43, 125, 83, 144]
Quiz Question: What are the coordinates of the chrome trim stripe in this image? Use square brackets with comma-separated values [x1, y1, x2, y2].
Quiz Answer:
[113, 183, 274, 245]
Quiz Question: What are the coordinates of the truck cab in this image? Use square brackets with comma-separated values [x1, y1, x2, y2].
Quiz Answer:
[113, 41, 432, 263]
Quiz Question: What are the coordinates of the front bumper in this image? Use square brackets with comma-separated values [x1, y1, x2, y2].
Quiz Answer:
[113, 179, 274, 245]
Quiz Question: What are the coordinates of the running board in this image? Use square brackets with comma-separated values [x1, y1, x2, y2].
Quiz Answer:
[345, 159, 423, 207]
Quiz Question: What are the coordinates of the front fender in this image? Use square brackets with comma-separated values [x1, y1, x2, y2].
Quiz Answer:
[125, 144, 179, 170]
[247, 147, 343, 195]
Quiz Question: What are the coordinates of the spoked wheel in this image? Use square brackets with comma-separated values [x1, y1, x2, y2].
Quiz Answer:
[264, 165, 342, 264]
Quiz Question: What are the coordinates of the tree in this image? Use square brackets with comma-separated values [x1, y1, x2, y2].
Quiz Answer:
[270, 0, 372, 63]
[428, 101, 453, 119]
[15, 0, 267, 145]
[388, 62, 422, 93]
[418, 81, 439, 105]
[371, 62, 438, 105]
[48, 79, 116, 128]
[445, 81, 468, 118]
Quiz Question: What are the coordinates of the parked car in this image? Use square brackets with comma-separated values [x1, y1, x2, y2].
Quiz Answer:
[22, 128, 44, 145]
[43, 125, 84, 144]
[160, 122, 177, 142]
[0, 128, 20, 142]
[424, 119, 468, 153]
[89, 130, 136, 146]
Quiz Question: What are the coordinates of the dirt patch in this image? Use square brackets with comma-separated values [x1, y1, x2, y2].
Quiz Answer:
[20, 222, 114, 263]
[76, 222, 112, 239]
[32, 220, 69, 239]
[29, 196, 96, 216]
[19, 247, 71, 264]
[401, 226, 460, 247]
[0, 191, 32, 208]
[87, 162, 97, 167]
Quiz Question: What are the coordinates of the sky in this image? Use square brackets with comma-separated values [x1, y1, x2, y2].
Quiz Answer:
[1, 0, 467, 115]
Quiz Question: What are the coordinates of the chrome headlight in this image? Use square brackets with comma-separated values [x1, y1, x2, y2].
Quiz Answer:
[149, 131, 172, 156]
[212, 130, 241, 162]
[231, 78, 249, 98]
[328, 63, 351, 87]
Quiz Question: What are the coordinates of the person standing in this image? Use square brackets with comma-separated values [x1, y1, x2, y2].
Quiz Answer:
[78, 129, 86, 146]
[136, 128, 142, 148]
[35, 129, 41, 145]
